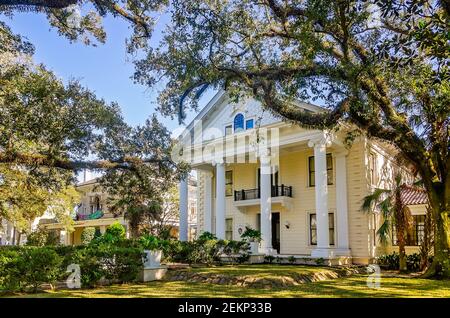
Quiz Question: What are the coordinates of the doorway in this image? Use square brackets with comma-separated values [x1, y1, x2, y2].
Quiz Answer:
[256, 212, 281, 253]
[272, 213, 280, 253]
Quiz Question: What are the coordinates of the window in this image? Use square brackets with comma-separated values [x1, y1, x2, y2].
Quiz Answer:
[246, 119, 254, 129]
[233, 114, 244, 132]
[225, 218, 233, 240]
[225, 170, 233, 196]
[308, 154, 333, 187]
[309, 213, 335, 245]
[392, 215, 426, 246]
[225, 125, 232, 136]
[369, 153, 378, 185]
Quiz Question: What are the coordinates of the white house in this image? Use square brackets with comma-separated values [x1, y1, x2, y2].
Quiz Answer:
[176, 90, 426, 265]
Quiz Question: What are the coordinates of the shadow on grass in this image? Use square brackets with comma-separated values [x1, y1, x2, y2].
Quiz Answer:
[9, 274, 450, 298]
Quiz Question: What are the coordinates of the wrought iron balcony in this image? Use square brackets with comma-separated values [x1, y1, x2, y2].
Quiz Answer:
[234, 185, 293, 201]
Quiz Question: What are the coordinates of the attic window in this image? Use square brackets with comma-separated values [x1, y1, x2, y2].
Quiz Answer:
[234, 114, 244, 132]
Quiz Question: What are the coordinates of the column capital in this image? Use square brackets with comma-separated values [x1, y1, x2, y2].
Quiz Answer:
[211, 158, 224, 166]
[334, 149, 349, 157]
[307, 133, 333, 148]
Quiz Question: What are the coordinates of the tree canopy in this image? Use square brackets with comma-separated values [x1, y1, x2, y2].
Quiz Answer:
[0, 13, 185, 236]
[0, 0, 448, 276]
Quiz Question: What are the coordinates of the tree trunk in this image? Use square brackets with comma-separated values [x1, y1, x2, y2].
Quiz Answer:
[423, 186, 450, 278]
[130, 226, 140, 239]
[398, 231, 408, 272]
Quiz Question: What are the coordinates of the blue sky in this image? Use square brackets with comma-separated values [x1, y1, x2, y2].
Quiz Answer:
[1, 12, 212, 132]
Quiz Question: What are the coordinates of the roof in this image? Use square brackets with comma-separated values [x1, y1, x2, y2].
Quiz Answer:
[182, 89, 326, 138]
[400, 184, 428, 206]
[76, 177, 99, 188]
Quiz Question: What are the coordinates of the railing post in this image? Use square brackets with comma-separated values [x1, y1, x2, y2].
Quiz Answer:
[234, 190, 237, 201]
[281, 184, 285, 196]
[289, 186, 292, 197]
[241, 189, 245, 201]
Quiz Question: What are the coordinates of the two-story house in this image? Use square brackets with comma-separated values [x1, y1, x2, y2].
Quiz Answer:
[176, 90, 427, 265]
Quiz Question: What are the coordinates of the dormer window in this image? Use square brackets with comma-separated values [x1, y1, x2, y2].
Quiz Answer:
[233, 114, 244, 133]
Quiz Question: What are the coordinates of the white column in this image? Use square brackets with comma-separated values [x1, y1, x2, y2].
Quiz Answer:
[203, 171, 213, 233]
[335, 151, 351, 256]
[308, 138, 330, 257]
[260, 153, 273, 254]
[99, 225, 107, 234]
[179, 178, 188, 241]
[215, 163, 226, 239]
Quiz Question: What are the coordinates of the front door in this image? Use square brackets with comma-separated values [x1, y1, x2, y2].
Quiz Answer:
[256, 212, 281, 253]
[272, 212, 280, 253]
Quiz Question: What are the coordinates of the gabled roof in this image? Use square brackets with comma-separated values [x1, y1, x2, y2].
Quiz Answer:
[182, 89, 326, 138]
[400, 184, 428, 206]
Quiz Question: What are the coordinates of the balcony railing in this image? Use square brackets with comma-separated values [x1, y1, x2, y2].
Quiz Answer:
[234, 185, 293, 201]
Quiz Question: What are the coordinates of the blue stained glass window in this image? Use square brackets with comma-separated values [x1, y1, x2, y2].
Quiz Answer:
[234, 114, 244, 132]
[246, 119, 254, 129]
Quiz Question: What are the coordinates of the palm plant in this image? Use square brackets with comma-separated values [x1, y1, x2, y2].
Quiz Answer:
[362, 174, 413, 272]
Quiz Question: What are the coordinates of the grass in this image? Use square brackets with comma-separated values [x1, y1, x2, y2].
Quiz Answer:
[187, 264, 328, 277]
[3, 265, 450, 298]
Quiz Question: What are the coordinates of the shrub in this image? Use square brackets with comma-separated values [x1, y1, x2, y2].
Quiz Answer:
[81, 227, 96, 245]
[221, 240, 250, 264]
[163, 237, 250, 266]
[64, 244, 143, 288]
[0, 247, 62, 292]
[92, 222, 126, 245]
[0, 242, 143, 292]
[26, 228, 60, 247]
[0, 248, 21, 291]
[163, 240, 191, 263]
[376, 252, 424, 272]
[264, 255, 275, 264]
[240, 227, 262, 243]
[288, 256, 296, 264]
[315, 257, 325, 265]
[406, 253, 421, 272]
[139, 234, 168, 251]
[19, 247, 62, 292]
[198, 231, 217, 241]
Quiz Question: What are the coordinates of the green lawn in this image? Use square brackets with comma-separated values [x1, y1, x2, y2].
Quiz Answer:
[8, 276, 449, 298]
[5, 265, 449, 298]
[187, 264, 329, 277]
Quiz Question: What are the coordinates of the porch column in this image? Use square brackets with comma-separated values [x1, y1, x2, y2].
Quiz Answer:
[215, 163, 226, 239]
[203, 171, 213, 233]
[260, 153, 273, 254]
[308, 137, 330, 257]
[179, 177, 188, 241]
[99, 225, 106, 234]
[335, 151, 351, 255]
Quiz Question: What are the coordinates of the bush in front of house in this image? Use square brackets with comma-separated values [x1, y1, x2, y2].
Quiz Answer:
[0, 240, 143, 292]
[0, 246, 62, 292]
[26, 228, 60, 247]
[162, 234, 250, 265]
[376, 252, 429, 272]
[65, 243, 143, 287]
[80, 227, 96, 245]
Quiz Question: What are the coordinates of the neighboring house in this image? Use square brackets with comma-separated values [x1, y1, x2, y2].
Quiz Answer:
[41, 178, 127, 245]
[176, 90, 426, 264]
[41, 176, 198, 245]
[382, 185, 428, 256]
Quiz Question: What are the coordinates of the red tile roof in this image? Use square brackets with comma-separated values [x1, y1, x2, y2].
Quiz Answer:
[400, 184, 428, 205]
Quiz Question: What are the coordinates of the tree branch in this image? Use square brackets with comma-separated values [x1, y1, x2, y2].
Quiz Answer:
[0, 151, 170, 171]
